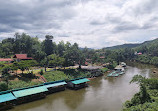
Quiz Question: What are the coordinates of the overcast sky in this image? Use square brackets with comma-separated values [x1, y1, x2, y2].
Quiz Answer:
[0, 0, 158, 48]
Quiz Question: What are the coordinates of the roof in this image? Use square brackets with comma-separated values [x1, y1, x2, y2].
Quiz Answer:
[13, 54, 33, 60]
[12, 86, 48, 98]
[0, 92, 16, 103]
[81, 66, 102, 70]
[71, 78, 90, 84]
[0, 58, 13, 62]
[100, 56, 105, 59]
[138, 52, 142, 55]
[115, 65, 124, 70]
[44, 81, 67, 88]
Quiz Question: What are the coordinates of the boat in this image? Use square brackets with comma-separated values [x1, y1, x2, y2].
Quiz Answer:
[120, 62, 126, 67]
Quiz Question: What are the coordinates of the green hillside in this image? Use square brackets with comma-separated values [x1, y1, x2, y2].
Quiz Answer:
[106, 43, 140, 50]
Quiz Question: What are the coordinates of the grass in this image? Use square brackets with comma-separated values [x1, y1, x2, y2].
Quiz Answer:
[43, 69, 93, 82]
[43, 70, 73, 82]
[8, 80, 42, 90]
[17, 68, 54, 75]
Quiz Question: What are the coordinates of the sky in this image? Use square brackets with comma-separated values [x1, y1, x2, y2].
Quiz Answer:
[0, 0, 158, 49]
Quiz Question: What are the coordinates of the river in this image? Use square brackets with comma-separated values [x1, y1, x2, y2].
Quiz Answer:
[9, 62, 158, 111]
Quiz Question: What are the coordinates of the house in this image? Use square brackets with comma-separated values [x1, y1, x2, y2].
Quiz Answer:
[66, 78, 90, 90]
[13, 54, 33, 62]
[12, 85, 48, 104]
[44, 80, 67, 94]
[137, 52, 142, 55]
[99, 56, 105, 59]
[0, 58, 13, 63]
[135, 52, 142, 55]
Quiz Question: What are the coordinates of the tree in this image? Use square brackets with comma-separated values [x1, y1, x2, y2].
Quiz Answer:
[57, 41, 65, 57]
[18, 62, 27, 74]
[48, 54, 65, 69]
[39, 69, 44, 75]
[127, 75, 152, 107]
[2, 65, 11, 86]
[11, 62, 19, 75]
[40, 57, 48, 72]
[43, 35, 54, 55]
[150, 56, 158, 66]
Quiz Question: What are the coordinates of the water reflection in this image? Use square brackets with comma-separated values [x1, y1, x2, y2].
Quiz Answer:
[63, 89, 86, 110]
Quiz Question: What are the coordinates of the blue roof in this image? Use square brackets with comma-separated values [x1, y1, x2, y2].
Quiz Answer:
[0, 92, 16, 103]
[44, 81, 67, 88]
[12, 86, 48, 98]
[71, 78, 90, 84]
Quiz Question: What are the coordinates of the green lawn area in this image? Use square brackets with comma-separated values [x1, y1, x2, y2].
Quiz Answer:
[43, 70, 73, 82]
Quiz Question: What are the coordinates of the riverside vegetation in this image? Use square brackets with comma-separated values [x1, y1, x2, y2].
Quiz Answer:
[1, 33, 158, 110]
[123, 75, 158, 110]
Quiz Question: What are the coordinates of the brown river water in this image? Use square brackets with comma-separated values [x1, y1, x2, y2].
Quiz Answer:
[9, 62, 158, 111]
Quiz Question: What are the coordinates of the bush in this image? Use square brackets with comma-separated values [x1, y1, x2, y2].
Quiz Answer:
[8, 80, 42, 90]
[0, 82, 8, 91]
[39, 69, 44, 75]
[100, 67, 109, 73]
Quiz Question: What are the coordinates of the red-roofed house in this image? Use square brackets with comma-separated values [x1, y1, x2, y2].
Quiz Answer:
[137, 52, 142, 55]
[13, 54, 33, 62]
[99, 56, 105, 59]
[0, 58, 14, 63]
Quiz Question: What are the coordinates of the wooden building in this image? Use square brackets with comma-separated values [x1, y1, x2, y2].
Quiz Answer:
[12, 85, 48, 104]
[44, 80, 67, 94]
[13, 54, 33, 62]
[66, 78, 90, 90]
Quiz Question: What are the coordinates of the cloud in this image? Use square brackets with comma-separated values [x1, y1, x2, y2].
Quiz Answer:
[0, 0, 158, 48]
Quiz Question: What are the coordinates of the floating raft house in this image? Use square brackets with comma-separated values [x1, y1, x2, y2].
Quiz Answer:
[107, 65, 125, 77]
[44, 80, 67, 93]
[114, 65, 125, 72]
[12, 85, 48, 104]
[66, 78, 90, 90]
[0, 90, 16, 110]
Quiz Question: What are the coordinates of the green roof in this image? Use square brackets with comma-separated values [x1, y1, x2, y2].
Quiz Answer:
[13, 86, 48, 98]
[71, 78, 90, 84]
[44, 81, 67, 88]
[0, 92, 16, 103]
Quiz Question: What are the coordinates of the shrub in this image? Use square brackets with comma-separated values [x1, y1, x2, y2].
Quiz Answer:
[0, 82, 8, 91]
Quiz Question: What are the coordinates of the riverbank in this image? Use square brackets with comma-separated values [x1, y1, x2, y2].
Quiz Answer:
[0, 66, 106, 91]
[123, 75, 158, 110]
[0, 66, 105, 111]
[9, 63, 146, 111]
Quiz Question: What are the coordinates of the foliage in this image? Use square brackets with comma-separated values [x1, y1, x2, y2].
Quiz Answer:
[48, 54, 65, 67]
[130, 75, 145, 84]
[123, 75, 158, 110]
[39, 69, 44, 75]
[43, 71, 73, 82]
[8, 80, 42, 89]
[100, 67, 109, 73]
[0, 82, 8, 91]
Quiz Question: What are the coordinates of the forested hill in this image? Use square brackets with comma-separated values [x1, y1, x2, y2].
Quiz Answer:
[134, 38, 158, 51]
[105, 38, 158, 50]
[106, 43, 140, 50]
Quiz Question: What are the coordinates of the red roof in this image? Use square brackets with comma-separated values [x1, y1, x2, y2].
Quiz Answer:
[13, 54, 33, 60]
[138, 52, 142, 55]
[100, 56, 105, 59]
[0, 58, 13, 62]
